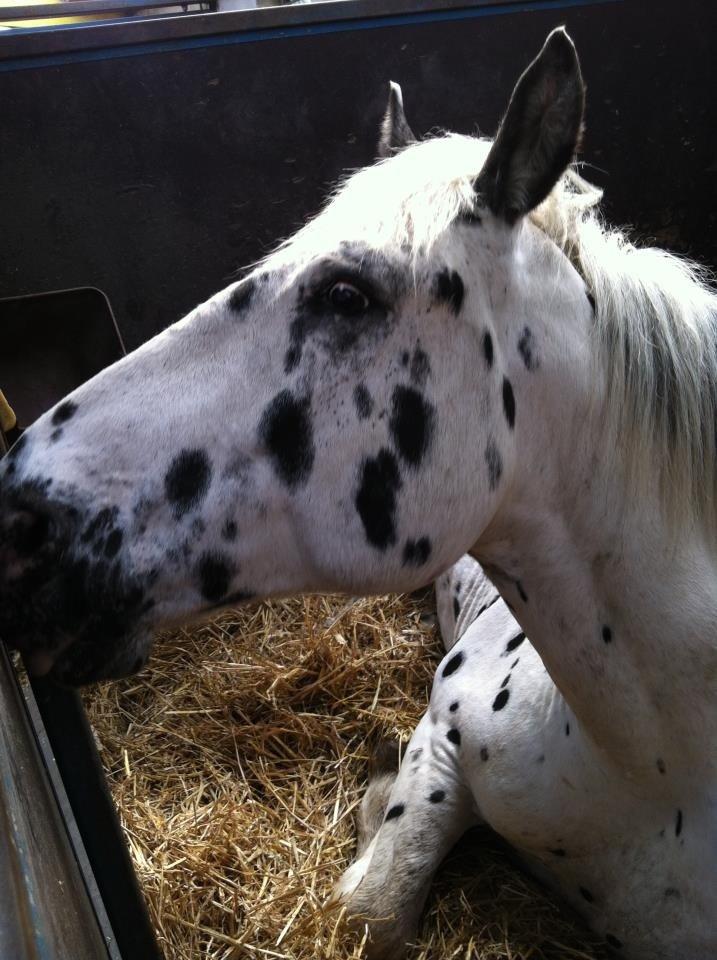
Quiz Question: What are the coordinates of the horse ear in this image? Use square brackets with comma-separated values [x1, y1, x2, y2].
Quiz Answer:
[476, 27, 585, 224]
[377, 81, 417, 158]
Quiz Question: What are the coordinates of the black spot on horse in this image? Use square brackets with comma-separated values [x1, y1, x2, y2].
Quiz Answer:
[565, 723, 571, 736]
[453, 597, 460, 619]
[605, 934, 623, 950]
[222, 519, 238, 542]
[50, 428, 63, 443]
[656, 757, 666, 775]
[675, 809, 683, 836]
[516, 580, 528, 603]
[449, 701, 459, 713]
[480, 746, 489, 762]
[517, 326, 538, 370]
[354, 383, 374, 420]
[81, 507, 118, 545]
[104, 529, 123, 559]
[433, 269, 464, 315]
[664, 887, 681, 899]
[410, 346, 431, 386]
[587, 291, 596, 313]
[403, 536, 432, 566]
[500, 673, 511, 688]
[492, 688, 510, 711]
[389, 385, 435, 467]
[228, 278, 255, 314]
[197, 552, 232, 603]
[355, 448, 402, 549]
[505, 632, 525, 654]
[579, 887, 595, 903]
[385, 803, 405, 821]
[165, 449, 212, 518]
[502, 377, 516, 429]
[442, 651, 464, 678]
[483, 332, 494, 369]
[602, 625, 613, 643]
[447, 728, 461, 746]
[259, 391, 315, 489]
[51, 400, 78, 427]
[429, 790, 445, 803]
[485, 438, 502, 490]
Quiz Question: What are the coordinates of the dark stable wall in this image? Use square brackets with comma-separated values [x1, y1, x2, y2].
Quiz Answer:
[1, 0, 715, 350]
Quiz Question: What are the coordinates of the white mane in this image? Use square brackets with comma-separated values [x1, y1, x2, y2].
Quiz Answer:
[277, 133, 717, 536]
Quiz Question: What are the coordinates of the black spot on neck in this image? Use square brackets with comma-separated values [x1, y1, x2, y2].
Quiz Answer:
[517, 327, 537, 371]
[505, 632, 525, 654]
[449, 701, 459, 712]
[50, 428, 63, 443]
[385, 803, 405, 821]
[429, 789, 445, 803]
[433, 269, 464, 315]
[442, 651, 464, 678]
[355, 448, 402, 549]
[353, 383, 374, 420]
[482, 332, 494, 369]
[565, 723, 571, 736]
[492, 688, 510, 711]
[675, 809, 683, 836]
[446, 728, 461, 746]
[228, 278, 255, 313]
[165, 449, 212, 518]
[51, 400, 78, 427]
[485, 438, 502, 491]
[222, 519, 238, 542]
[258, 391, 315, 489]
[602, 625, 613, 643]
[197, 552, 232, 603]
[389, 385, 435, 468]
[502, 377, 516, 429]
[403, 536, 431, 566]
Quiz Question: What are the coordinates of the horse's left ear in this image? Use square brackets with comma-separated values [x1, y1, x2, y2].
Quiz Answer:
[377, 81, 417, 158]
[476, 27, 585, 224]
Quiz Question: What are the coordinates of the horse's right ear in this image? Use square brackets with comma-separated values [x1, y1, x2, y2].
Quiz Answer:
[476, 27, 585, 224]
[377, 81, 417, 158]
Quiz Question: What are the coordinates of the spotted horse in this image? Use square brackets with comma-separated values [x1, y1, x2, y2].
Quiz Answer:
[0, 27, 715, 960]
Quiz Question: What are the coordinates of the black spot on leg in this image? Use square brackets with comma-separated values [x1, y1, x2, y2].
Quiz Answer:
[410, 346, 431, 386]
[579, 887, 595, 903]
[284, 345, 301, 374]
[197, 552, 232, 603]
[228, 278, 255, 313]
[51, 400, 78, 426]
[517, 326, 537, 370]
[389, 386, 435, 468]
[485, 438, 502, 490]
[482, 332, 494, 369]
[259, 390, 315, 489]
[403, 536, 432, 566]
[480, 746, 489, 762]
[446, 728, 461, 746]
[492, 688, 510, 711]
[429, 790, 445, 803]
[165, 449, 212, 517]
[355, 449, 402, 549]
[385, 803, 405, 821]
[502, 377, 516, 429]
[401, 350, 410, 367]
[449, 701, 459, 712]
[433, 269, 464, 314]
[442, 651, 464, 678]
[353, 383, 374, 420]
[602, 625, 613, 643]
[505, 632, 525, 654]
[605, 934, 623, 950]
[675, 809, 683, 836]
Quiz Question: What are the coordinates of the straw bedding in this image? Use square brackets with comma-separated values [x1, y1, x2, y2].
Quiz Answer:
[83, 592, 606, 960]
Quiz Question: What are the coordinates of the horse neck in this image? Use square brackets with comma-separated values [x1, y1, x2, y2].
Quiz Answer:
[473, 225, 717, 781]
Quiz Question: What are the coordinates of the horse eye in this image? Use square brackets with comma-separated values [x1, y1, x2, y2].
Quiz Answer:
[327, 281, 370, 315]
